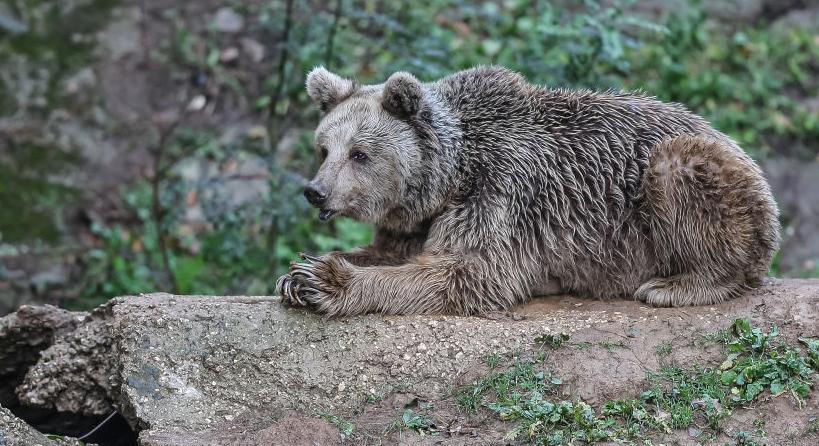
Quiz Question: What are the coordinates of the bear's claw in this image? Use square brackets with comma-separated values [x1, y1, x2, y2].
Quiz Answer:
[277, 256, 329, 307]
[276, 254, 353, 313]
[276, 274, 307, 307]
[298, 252, 322, 262]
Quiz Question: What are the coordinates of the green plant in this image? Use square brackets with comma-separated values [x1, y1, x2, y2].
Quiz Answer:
[485, 353, 503, 368]
[399, 408, 434, 434]
[457, 319, 819, 445]
[0, 0, 118, 244]
[733, 430, 764, 446]
[365, 392, 384, 404]
[75, 127, 373, 305]
[630, 8, 819, 160]
[457, 357, 563, 414]
[719, 319, 815, 405]
[698, 329, 734, 347]
[0, 143, 80, 243]
[800, 337, 819, 369]
[600, 340, 626, 352]
[655, 341, 673, 357]
[752, 417, 767, 440]
[642, 365, 731, 430]
[806, 417, 819, 436]
[535, 332, 570, 349]
[318, 412, 354, 438]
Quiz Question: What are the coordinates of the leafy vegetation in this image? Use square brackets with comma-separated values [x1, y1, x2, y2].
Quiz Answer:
[600, 339, 627, 352]
[2, 0, 818, 309]
[385, 404, 437, 437]
[456, 319, 819, 445]
[458, 359, 564, 414]
[485, 353, 504, 368]
[719, 319, 815, 405]
[399, 408, 435, 434]
[630, 8, 819, 160]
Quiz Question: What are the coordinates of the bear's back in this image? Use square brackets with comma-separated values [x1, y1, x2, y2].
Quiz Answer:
[433, 67, 732, 212]
[430, 67, 743, 261]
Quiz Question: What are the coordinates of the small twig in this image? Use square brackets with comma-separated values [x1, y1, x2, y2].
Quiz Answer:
[590, 326, 651, 372]
[77, 411, 117, 441]
[150, 121, 182, 293]
[590, 326, 631, 340]
[324, 0, 343, 67]
[139, 0, 186, 293]
[264, 0, 296, 289]
[267, 0, 295, 124]
[137, 0, 152, 67]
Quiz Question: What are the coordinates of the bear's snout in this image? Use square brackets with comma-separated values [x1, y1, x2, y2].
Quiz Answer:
[304, 182, 328, 207]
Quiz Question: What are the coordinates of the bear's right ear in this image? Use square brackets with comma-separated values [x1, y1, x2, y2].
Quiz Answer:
[381, 72, 423, 118]
[305, 66, 358, 112]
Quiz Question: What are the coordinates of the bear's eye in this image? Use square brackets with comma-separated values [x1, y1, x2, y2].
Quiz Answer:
[318, 146, 328, 160]
[350, 150, 368, 163]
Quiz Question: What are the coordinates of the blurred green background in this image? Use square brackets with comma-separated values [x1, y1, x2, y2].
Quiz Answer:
[1, 0, 818, 314]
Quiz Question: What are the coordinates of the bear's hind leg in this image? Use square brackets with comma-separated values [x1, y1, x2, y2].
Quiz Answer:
[639, 134, 779, 307]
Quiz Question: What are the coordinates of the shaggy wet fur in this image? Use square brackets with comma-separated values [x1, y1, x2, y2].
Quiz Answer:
[277, 66, 780, 316]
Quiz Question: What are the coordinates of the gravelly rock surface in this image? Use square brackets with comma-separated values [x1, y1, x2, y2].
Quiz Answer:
[7, 279, 819, 445]
[16, 308, 113, 416]
[0, 305, 88, 407]
[0, 405, 87, 446]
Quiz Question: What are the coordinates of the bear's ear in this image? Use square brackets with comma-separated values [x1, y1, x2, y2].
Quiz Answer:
[305, 66, 358, 112]
[381, 72, 423, 118]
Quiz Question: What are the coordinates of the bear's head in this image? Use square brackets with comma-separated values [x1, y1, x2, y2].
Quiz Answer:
[302, 67, 434, 226]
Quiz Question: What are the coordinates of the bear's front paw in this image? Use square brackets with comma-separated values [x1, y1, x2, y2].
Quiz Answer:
[277, 253, 354, 314]
[275, 273, 310, 307]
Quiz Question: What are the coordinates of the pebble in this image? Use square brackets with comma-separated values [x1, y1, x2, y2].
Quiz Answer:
[220, 47, 239, 64]
[240, 38, 265, 62]
[213, 8, 244, 33]
[187, 95, 206, 112]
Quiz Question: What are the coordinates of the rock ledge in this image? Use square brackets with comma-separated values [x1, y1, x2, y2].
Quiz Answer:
[2, 279, 818, 445]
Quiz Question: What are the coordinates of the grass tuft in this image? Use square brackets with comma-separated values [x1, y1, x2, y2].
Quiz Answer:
[318, 412, 354, 438]
[535, 332, 571, 349]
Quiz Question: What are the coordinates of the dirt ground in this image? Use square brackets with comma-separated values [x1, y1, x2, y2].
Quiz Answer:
[334, 279, 819, 445]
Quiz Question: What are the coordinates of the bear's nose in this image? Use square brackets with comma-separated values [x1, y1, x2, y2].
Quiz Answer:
[304, 183, 328, 207]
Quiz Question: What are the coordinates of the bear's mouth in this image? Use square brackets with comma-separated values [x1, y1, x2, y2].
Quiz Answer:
[318, 209, 337, 221]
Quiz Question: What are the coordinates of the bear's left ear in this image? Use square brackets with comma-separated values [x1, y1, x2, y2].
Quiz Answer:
[381, 72, 423, 118]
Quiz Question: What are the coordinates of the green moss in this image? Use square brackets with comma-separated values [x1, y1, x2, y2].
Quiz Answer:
[4, 0, 120, 107]
[0, 143, 80, 243]
[0, 0, 119, 244]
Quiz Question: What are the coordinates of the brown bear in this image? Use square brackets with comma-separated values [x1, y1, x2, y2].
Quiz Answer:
[276, 66, 780, 316]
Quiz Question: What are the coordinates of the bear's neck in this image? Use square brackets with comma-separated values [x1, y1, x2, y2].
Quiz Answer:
[378, 88, 464, 234]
